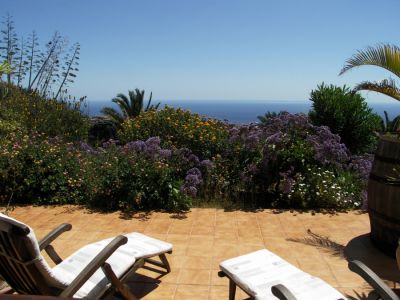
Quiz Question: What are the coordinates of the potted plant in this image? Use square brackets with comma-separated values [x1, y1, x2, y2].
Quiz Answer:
[340, 44, 400, 257]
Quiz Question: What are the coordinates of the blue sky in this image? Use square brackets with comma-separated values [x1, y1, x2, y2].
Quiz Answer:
[2, 0, 400, 102]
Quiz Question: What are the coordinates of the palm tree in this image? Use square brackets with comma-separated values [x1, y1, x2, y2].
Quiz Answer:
[101, 89, 160, 127]
[339, 44, 400, 101]
[257, 111, 280, 123]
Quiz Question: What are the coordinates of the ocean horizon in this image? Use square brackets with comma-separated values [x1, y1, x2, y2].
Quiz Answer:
[84, 99, 400, 124]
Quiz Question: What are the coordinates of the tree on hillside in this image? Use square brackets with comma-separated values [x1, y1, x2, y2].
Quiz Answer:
[101, 89, 160, 128]
[26, 31, 41, 88]
[55, 42, 80, 99]
[0, 14, 81, 99]
[340, 44, 400, 101]
[15, 37, 28, 87]
[0, 14, 18, 84]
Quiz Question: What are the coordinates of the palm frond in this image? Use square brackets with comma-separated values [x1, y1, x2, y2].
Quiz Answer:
[107, 88, 157, 122]
[340, 44, 400, 78]
[100, 107, 125, 126]
[129, 89, 143, 116]
[257, 111, 279, 123]
[112, 94, 131, 118]
[152, 101, 161, 110]
[353, 78, 400, 101]
[145, 91, 153, 111]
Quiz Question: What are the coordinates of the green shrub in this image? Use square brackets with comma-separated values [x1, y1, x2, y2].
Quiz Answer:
[119, 106, 229, 159]
[81, 145, 192, 211]
[0, 131, 85, 204]
[0, 133, 198, 211]
[309, 83, 381, 154]
[0, 83, 89, 141]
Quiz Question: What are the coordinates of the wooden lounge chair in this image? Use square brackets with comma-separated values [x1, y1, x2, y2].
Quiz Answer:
[347, 260, 400, 300]
[218, 249, 346, 300]
[0, 213, 172, 299]
[271, 260, 400, 300]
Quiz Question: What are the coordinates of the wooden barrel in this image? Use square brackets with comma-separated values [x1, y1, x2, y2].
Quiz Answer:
[368, 136, 400, 257]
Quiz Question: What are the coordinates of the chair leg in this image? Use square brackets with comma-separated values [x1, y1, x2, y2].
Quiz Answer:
[102, 263, 137, 300]
[159, 253, 171, 273]
[367, 291, 380, 300]
[229, 279, 236, 300]
[144, 253, 171, 273]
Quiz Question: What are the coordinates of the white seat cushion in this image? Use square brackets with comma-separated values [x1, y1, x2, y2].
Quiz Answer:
[52, 232, 172, 298]
[0, 213, 65, 289]
[104, 232, 173, 259]
[220, 249, 346, 300]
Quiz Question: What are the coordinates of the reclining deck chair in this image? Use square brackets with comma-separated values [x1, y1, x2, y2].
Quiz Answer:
[218, 249, 346, 300]
[270, 261, 400, 300]
[0, 213, 172, 299]
[347, 260, 400, 300]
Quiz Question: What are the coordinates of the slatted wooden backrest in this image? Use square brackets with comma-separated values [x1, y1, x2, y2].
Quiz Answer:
[0, 218, 54, 295]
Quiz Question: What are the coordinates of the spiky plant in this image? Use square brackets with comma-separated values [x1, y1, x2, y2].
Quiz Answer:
[340, 44, 400, 101]
[380, 111, 400, 133]
[101, 89, 160, 128]
[257, 111, 280, 123]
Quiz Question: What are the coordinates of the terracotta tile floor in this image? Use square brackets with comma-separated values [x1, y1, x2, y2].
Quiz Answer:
[5, 205, 400, 299]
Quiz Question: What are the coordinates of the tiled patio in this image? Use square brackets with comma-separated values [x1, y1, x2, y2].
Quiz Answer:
[4, 205, 400, 299]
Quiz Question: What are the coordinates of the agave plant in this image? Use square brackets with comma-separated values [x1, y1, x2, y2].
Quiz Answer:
[380, 111, 400, 133]
[257, 111, 280, 123]
[340, 44, 400, 101]
[101, 89, 160, 128]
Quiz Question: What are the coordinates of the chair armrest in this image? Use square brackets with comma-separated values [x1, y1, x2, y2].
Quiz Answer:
[217, 271, 226, 278]
[59, 235, 128, 298]
[271, 284, 297, 300]
[39, 223, 72, 251]
[348, 260, 400, 300]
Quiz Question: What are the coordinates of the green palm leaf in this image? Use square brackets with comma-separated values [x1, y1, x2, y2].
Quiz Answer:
[100, 107, 125, 127]
[102, 88, 159, 127]
[145, 91, 153, 111]
[353, 78, 400, 101]
[112, 93, 131, 118]
[340, 44, 400, 78]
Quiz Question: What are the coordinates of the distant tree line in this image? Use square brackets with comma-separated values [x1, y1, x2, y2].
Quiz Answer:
[0, 13, 80, 100]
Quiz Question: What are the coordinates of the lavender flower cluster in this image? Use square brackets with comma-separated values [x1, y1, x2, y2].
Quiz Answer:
[78, 141, 100, 155]
[124, 137, 171, 159]
[306, 126, 350, 166]
[228, 112, 352, 170]
[223, 112, 368, 207]
[123, 137, 213, 198]
[348, 154, 374, 181]
[180, 167, 203, 197]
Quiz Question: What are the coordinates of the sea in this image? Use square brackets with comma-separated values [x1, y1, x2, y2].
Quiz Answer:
[84, 99, 400, 124]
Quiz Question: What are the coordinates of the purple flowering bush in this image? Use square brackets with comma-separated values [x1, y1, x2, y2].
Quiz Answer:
[0, 107, 372, 210]
[77, 137, 208, 211]
[204, 112, 367, 209]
